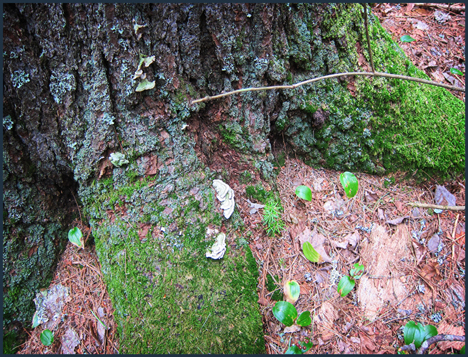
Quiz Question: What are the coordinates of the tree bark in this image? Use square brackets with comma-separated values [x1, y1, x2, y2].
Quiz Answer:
[2, 3, 464, 353]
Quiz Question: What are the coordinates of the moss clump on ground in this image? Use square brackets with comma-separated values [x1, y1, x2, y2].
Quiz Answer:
[80, 166, 265, 354]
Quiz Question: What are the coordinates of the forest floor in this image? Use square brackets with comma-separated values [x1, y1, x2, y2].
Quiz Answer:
[17, 3, 465, 354]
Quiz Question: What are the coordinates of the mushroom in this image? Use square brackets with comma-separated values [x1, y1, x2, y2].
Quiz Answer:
[213, 179, 235, 219]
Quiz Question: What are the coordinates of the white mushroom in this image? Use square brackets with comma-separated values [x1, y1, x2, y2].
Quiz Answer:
[205, 233, 226, 260]
[212, 179, 235, 219]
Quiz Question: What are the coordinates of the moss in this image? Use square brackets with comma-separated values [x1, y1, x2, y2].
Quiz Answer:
[245, 184, 274, 204]
[80, 165, 265, 353]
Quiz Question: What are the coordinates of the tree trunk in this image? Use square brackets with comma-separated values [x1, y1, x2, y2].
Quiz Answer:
[3, 3, 464, 353]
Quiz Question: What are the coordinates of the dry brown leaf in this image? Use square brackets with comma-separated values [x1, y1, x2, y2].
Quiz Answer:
[360, 332, 377, 352]
[310, 228, 332, 263]
[412, 241, 427, 265]
[386, 216, 410, 225]
[284, 325, 301, 334]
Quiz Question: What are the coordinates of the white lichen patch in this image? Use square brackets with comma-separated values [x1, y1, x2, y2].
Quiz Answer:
[206, 232, 226, 260]
[213, 179, 235, 219]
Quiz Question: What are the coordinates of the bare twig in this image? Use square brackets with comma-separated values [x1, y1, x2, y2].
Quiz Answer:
[414, 3, 465, 13]
[407, 202, 465, 211]
[190, 71, 464, 104]
[363, 4, 375, 73]
[400, 334, 465, 354]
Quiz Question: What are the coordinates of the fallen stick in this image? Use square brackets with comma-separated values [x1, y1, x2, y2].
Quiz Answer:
[407, 202, 465, 211]
[400, 334, 465, 354]
[413, 3, 465, 13]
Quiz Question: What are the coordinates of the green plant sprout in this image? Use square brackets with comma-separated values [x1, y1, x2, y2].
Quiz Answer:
[68, 227, 84, 249]
[40, 329, 54, 346]
[284, 280, 300, 304]
[403, 321, 437, 349]
[272, 285, 313, 354]
[337, 263, 364, 297]
[450, 68, 464, 76]
[400, 35, 416, 43]
[302, 241, 323, 263]
[339, 171, 359, 198]
[295, 185, 312, 201]
[262, 200, 285, 236]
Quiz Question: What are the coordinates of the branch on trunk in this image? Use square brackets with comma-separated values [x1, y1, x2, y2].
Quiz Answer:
[190, 71, 465, 104]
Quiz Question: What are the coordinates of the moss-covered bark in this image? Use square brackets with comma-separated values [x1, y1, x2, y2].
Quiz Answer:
[3, 3, 464, 353]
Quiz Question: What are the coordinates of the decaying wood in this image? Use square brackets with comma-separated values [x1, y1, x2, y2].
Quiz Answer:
[408, 202, 465, 211]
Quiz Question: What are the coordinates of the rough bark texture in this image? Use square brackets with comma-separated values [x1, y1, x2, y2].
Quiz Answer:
[3, 3, 464, 353]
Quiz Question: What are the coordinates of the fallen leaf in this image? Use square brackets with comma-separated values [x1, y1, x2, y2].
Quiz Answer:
[434, 185, 456, 206]
[412, 241, 426, 265]
[360, 332, 377, 352]
[258, 297, 268, 306]
[284, 324, 301, 333]
[386, 216, 410, 225]
[61, 327, 80, 354]
[427, 233, 442, 253]
[395, 201, 405, 213]
[420, 261, 442, 282]
[378, 208, 385, 221]
[310, 228, 332, 263]
[365, 190, 378, 203]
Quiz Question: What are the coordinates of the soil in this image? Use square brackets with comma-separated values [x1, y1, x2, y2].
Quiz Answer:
[17, 3, 465, 354]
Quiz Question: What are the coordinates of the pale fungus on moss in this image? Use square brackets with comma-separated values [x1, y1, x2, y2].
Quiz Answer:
[109, 152, 129, 167]
[213, 179, 235, 219]
[206, 232, 227, 260]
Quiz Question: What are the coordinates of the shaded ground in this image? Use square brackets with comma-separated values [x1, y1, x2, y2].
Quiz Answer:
[17, 3, 465, 354]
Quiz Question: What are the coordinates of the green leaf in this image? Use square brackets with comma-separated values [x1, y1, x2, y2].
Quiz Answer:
[350, 263, 365, 279]
[295, 185, 312, 201]
[302, 241, 322, 263]
[40, 329, 54, 346]
[272, 301, 297, 327]
[337, 276, 355, 297]
[68, 227, 84, 249]
[296, 311, 312, 327]
[421, 324, 438, 344]
[284, 280, 301, 304]
[460, 345, 465, 354]
[339, 172, 359, 198]
[404, 321, 432, 348]
[450, 68, 464, 76]
[400, 35, 416, 43]
[285, 345, 303, 354]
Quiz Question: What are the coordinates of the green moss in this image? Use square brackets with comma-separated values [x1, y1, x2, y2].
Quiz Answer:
[245, 184, 274, 204]
[81, 165, 265, 353]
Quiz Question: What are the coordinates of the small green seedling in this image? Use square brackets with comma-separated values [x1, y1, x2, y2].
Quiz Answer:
[302, 241, 323, 263]
[450, 68, 464, 76]
[337, 263, 364, 297]
[285, 338, 313, 354]
[272, 301, 311, 328]
[339, 171, 359, 198]
[403, 321, 437, 349]
[40, 329, 54, 346]
[400, 35, 416, 43]
[284, 280, 300, 304]
[68, 227, 84, 249]
[295, 185, 312, 201]
[262, 200, 285, 236]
